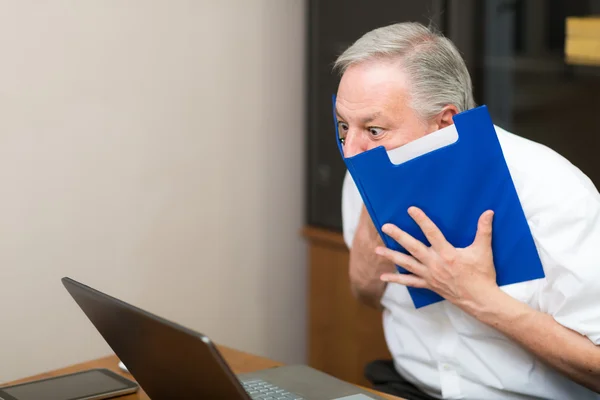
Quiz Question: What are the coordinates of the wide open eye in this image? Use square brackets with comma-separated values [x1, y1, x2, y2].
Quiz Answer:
[368, 127, 384, 137]
[337, 122, 348, 144]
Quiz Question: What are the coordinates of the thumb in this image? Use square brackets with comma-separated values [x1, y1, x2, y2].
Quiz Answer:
[474, 210, 494, 248]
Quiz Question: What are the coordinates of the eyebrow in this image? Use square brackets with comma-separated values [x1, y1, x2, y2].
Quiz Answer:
[335, 108, 382, 124]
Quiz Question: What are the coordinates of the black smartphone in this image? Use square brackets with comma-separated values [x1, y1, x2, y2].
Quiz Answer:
[0, 368, 139, 400]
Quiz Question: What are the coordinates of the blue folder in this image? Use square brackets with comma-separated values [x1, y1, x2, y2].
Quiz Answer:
[333, 102, 545, 308]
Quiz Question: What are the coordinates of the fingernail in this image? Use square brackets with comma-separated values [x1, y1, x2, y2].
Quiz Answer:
[381, 224, 391, 233]
[487, 210, 495, 222]
[380, 275, 390, 282]
[375, 247, 384, 255]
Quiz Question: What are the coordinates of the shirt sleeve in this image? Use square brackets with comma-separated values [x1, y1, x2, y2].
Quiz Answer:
[341, 170, 363, 249]
[533, 185, 600, 345]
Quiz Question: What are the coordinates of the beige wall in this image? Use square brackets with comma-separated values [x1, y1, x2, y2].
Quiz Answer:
[0, 0, 306, 383]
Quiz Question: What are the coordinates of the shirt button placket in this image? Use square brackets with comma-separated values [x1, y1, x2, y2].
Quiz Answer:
[437, 304, 462, 399]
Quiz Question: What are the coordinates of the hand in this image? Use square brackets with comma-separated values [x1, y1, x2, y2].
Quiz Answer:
[375, 206, 498, 313]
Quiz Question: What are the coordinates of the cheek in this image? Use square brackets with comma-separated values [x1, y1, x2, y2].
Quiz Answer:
[377, 129, 427, 152]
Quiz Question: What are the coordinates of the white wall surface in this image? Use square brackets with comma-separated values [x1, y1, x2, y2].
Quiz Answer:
[0, 0, 306, 383]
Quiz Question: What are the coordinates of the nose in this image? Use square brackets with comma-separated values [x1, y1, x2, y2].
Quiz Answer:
[343, 130, 369, 158]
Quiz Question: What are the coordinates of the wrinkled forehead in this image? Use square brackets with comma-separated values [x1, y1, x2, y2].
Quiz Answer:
[335, 62, 411, 120]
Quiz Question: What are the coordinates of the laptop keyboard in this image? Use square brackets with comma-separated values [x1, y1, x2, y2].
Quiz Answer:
[241, 378, 304, 400]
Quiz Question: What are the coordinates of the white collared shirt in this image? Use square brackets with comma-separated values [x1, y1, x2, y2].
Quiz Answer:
[341, 126, 600, 399]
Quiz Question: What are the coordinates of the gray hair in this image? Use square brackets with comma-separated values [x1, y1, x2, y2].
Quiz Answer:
[334, 22, 475, 121]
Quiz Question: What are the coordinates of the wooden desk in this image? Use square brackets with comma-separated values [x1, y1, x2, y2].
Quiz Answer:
[3, 346, 401, 399]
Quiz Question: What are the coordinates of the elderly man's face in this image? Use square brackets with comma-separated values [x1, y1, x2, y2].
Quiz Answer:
[335, 61, 452, 158]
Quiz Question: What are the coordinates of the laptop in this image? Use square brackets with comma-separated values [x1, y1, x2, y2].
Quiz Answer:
[61, 277, 387, 400]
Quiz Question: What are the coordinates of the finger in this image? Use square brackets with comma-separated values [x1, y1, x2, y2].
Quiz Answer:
[375, 246, 427, 276]
[407, 206, 452, 252]
[380, 272, 428, 289]
[381, 223, 431, 263]
[474, 210, 494, 248]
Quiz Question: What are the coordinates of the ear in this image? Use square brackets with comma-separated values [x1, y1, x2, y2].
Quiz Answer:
[428, 105, 459, 132]
[437, 105, 459, 128]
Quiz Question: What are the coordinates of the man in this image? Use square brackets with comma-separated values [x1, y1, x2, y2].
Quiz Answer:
[336, 22, 600, 399]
